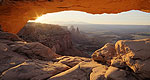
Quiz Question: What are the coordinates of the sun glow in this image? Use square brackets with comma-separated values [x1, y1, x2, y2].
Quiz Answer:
[34, 16, 46, 23]
[29, 10, 150, 25]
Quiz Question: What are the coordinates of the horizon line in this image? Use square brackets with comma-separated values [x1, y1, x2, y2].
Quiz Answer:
[28, 21, 150, 26]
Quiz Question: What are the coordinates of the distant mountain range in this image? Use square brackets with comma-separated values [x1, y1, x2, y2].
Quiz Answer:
[47, 21, 91, 25]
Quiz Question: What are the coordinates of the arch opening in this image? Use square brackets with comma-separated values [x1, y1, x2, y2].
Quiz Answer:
[0, 1, 150, 79]
[0, 0, 150, 33]
[18, 10, 150, 55]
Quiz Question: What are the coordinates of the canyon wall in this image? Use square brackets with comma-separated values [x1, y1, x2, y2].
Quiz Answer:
[18, 22, 89, 57]
[0, 0, 150, 33]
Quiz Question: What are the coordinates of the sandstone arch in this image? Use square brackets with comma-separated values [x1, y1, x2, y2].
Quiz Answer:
[0, 0, 150, 33]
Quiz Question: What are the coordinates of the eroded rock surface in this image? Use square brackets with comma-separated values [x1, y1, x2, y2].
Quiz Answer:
[49, 61, 137, 80]
[0, 43, 26, 75]
[111, 56, 126, 68]
[0, 31, 150, 80]
[49, 61, 108, 80]
[0, 31, 93, 80]
[0, 60, 70, 80]
[105, 66, 137, 80]
[92, 43, 116, 64]
[0, 31, 60, 75]
[11, 42, 60, 61]
[91, 38, 150, 79]
[115, 39, 150, 79]
[53, 56, 92, 67]
[0, 31, 23, 41]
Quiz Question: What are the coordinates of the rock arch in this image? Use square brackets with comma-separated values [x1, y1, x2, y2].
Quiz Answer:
[0, 0, 150, 33]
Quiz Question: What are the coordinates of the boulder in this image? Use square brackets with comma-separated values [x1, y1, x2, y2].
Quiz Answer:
[91, 43, 116, 64]
[115, 39, 150, 79]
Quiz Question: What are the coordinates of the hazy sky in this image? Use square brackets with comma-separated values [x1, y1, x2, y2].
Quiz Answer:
[29, 10, 150, 25]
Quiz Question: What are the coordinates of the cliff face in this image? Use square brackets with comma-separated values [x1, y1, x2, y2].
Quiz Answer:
[18, 22, 89, 57]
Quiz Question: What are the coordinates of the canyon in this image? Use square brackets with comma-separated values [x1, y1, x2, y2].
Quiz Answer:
[0, 23, 150, 80]
[17, 22, 89, 57]
[0, 0, 150, 80]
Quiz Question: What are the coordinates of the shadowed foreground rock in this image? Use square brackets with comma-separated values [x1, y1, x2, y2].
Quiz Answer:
[0, 31, 92, 80]
[10, 42, 60, 61]
[105, 66, 137, 80]
[0, 60, 70, 80]
[0, 31, 23, 41]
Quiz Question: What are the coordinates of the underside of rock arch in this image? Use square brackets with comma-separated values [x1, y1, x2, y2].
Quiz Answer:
[0, 0, 150, 33]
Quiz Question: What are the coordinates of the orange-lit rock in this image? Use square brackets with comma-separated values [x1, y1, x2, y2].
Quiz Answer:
[91, 43, 116, 64]
[0, 0, 150, 33]
[115, 39, 150, 79]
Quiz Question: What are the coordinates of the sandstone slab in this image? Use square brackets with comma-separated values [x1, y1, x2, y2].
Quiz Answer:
[0, 60, 70, 80]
